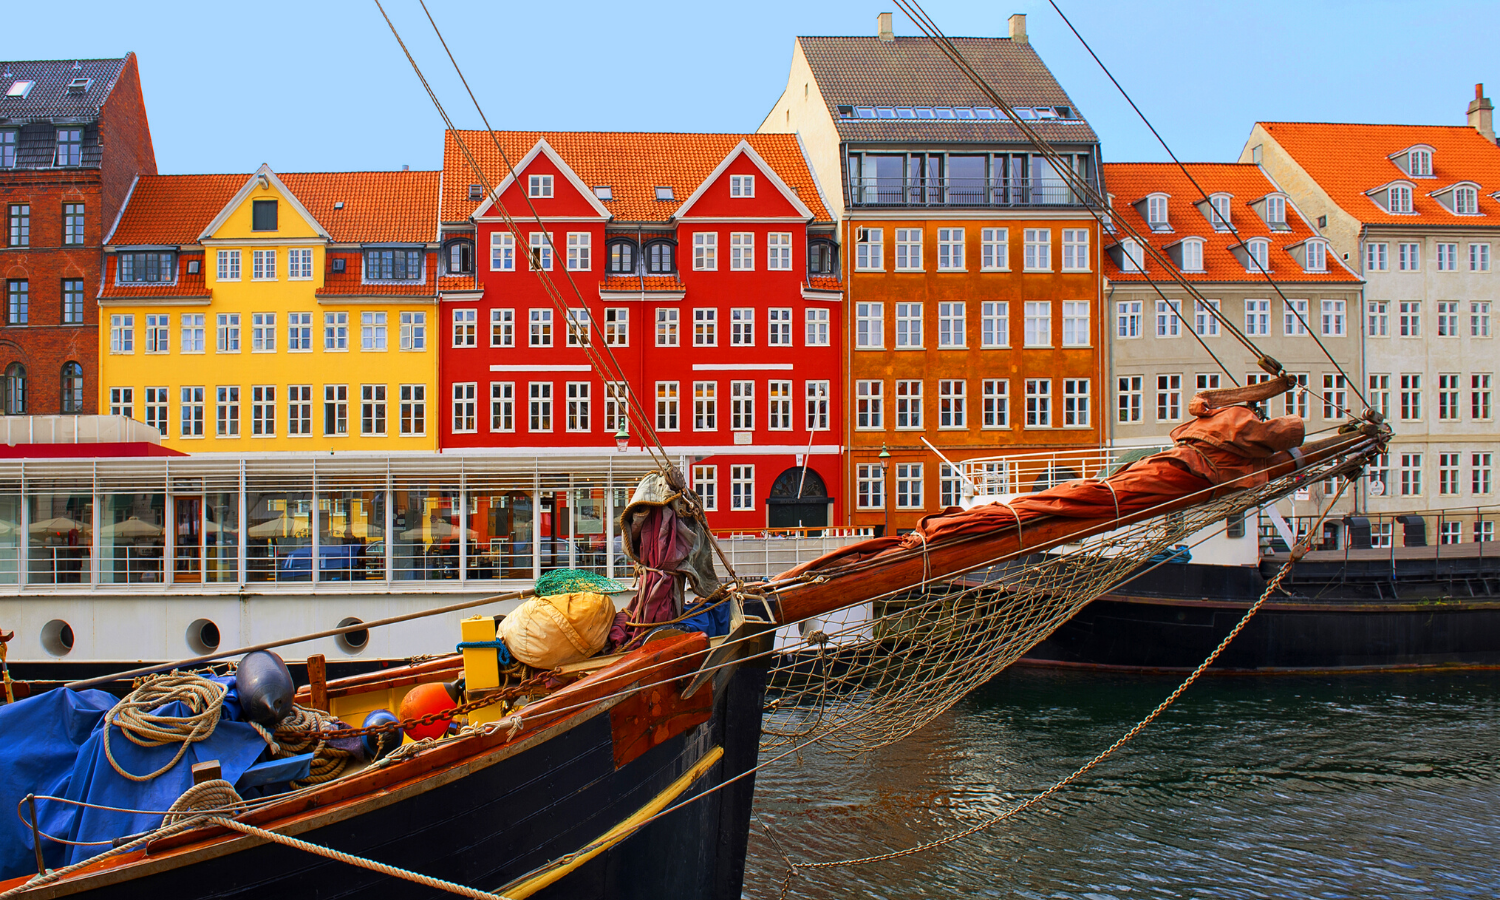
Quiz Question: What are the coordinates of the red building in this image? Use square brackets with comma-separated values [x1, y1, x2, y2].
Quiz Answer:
[437, 132, 843, 530]
[1, 55, 156, 415]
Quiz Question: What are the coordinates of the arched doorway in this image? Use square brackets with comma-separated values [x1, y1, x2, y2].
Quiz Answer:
[766, 466, 830, 530]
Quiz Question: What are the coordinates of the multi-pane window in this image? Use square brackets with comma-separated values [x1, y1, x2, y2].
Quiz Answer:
[4, 280, 28, 324]
[216, 313, 240, 353]
[528, 232, 553, 271]
[856, 302, 884, 349]
[1367, 301, 1388, 337]
[604, 308, 629, 346]
[1473, 302, 1492, 337]
[895, 303, 923, 348]
[55, 127, 82, 166]
[566, 382, 591, 432]
[1479, 521, 1497, 543]
[527, 383, 552, 432]
[894, 228, 922, 271]
[1399, 374, 1422, 421]
[1437, 301, 1460, 337]
[1366, 242, 1388, 272]
[693, 466, 717, 511]
[1025, 379, 1051, 427]
[485, 309, 513, 348]
[287, 385, 312, 436]
[1120, 239, 1146, 272]
[938, 302, 965, 347]
[566, 232, 591, 271]
[1023, 228, 1050, 270]
[1438, 374, 1460, 420]
[937, 228, 964, 270]
[647, 241, 675, 274]
[1389, 186, 1413, 214]
[938, 380, 966, 429]
[1437, 243, 1459, 271]
[603, 382, 628, 435]
[1368, 374, 1390, 419]
[1061, 229, 1090, 271]
[1023, 301, 1050, 347]
[63, 203, 84, 245]
[360, 384, 387, 436]
[655, 308, 678, 346]
[729, 232, 755, 270]
[7, 205, 27, 247]
[895, 463, 924, 509]
[1245, 299, 1270, 336]
[251, 249, 276, 281]
[1063, 379, 1090, 426]
[1196, 374, 1221, 393]
[491, 232, 514, 271]
[145, 314, 170, 354]
[180, 387, 205, 437]
[61, 279, 84, 324]
[981, 301, 1009, 347]
[768, 381, 793, 430]
[117, 252, 175, 283]
[655, 381, 680, 431]
[1116, 300, 1142, 339]
[980, 228, 1008, 270]
[1320, 299, 1347, 337]
[145, 387, 168, 435]
[1399, 452, 1423, 496]
[1062, 301, 1089, 346]
[730, 308, 754, 346]
[1471, 243, 1491, 272]
[693, 232, 717, 270]
[1194, 300, 1220, 336]
[730, 174, 754, 197]
[361, 312, 387, 351]
[1322, 374, 1348, 420]
[109, 313, 132, 352]
[855, 228, 883, 271]
[982, 379, 1008, 428]
[767, 308, 792, 346]
[250, 312, 275, 352]
[1371, 521, 1394, 549]
[1156, 299, 1181, 337]
[1156, 374, 1182, 421]
[1283, 298, 1309, 336]
[287, 312, 312, 351]
[401, 384, 426, 435]
[1118, 375, 1143, 423]
[1182, 239, 1204, 273]
[324, 311, 349, 350]
[730, 466, 754, 511]
[693, 308, 717, 346]
[489, 382, 514, 432]
[445, 308, 475, 347]
[528, 308, 552, 347]
[451, 382, 478, 433]
[1439, 453, 1460, 496]
[564, 308, 590, 347]
[251, 385, 276, 436]
[692, 381, 716, 430]
[1283, 373, 1309, 418]
[324, 384, 350, 436]
[1473, 374, 1493, 420]
[1399, 301, 1421, 337]
[730, 381, 754, 430]
[288, 248, 313, 279]
[109, 387, 134, 419]
[0, 130, 12, 168]
[1474, 453, 1494, 495]
[767, 232, 792, 270]
[940, 463, 964, 508]
[528, 174, 553, 198]
[806, 308, 829, 346]
[1439, 520, 1463, 545]
[856, 380, 883, 429]
[892, 380, 921, 430]
[806, 381, 830, 430]
[1398, 242, 1420, 271]
[856, 464, 885, 509]
[1246, 239, 1269, 272]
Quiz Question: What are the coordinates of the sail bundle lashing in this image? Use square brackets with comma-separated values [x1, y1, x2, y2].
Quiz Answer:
[756, 377, 1387, 754]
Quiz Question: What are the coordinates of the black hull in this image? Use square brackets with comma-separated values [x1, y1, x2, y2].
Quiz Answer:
[28, 657, 769, 900]
[1021, 548, 1500, 673]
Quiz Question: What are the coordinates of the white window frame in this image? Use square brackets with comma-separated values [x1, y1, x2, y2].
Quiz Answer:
[805, 308, 829, 346]
[730, 307, 755, 346]
[288, 248, 313, 280]
[1061, 228, 1090, 272]
[1366, 242, 1388, 272]
[528, 232, 554, 271]
[981, 301, 1009, 347]
[452, 382, 478, 433]
[1025, 378, 1051, 428]
[1194, 299, 1220, 337]
[251, 249, 276, 281]
[730, 465, 755, 511]
[656, 308, 679, 346]
[936, 227, 964, 271]
[361, 311, 388, 352]
[529, 308, 552, 347]
[980, 227, 1008, 271]
[895, 302, 923, 349]
[286, 312, 310, 353]
[251, 312, 275, 352]
[528, 174, 553, 198]
[693, 232, 718, 271]
[452, 308, 478, 348]
[489, 309, 514, 348]
[1061, 301, 1089, 347]
[1023, 301, 1051, 347]
[216, 249, 241, 281]
[216, 313, 241, 353]
[566, 232, 591, 271]
[855, 380, 884, 430]
[693, 308, 717, 346]
[490, 231, 514, 271]
[937, 302, 965, 348]
[767, 232, 792, 270]
[982, 379, 1008, 429]
[1023, 228, 1051, 271]
[1063, 378, 1090, 427]
[895, 380, 923, 430]
[566, 381, 591, 432]
[856, 302, 884, 349]
[729, 174, 755, 198]
[489, 382, 515, 432]
[324, 311, 349, 351]
[528, 382, 553, 433]
[894, 228, 923, 271]
[855, 227, 883, 271]
[1321, 299, 1346, 337]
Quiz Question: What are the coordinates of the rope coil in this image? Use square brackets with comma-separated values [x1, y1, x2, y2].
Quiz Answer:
[103, 674, 227, 783]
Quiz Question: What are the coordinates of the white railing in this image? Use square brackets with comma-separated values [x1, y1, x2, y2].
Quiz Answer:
[959, 445, 1170, 503]
[711, 527, 876, 579]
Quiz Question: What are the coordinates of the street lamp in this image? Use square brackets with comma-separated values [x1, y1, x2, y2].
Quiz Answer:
[614, 423, 630, 452]
[878, 443, 891, 537]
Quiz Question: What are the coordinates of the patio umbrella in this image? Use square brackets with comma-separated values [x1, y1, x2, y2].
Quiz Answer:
[247, 513, 307, 539]
[398, 520, 476, 542]
[100, 516, 163, 540]
[29, 516, 86, 535]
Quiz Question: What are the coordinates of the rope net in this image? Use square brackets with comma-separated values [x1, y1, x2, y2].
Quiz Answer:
[760, 448, 1364, 755]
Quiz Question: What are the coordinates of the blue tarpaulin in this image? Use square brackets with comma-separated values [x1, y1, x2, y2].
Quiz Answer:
[0, 678, 272, 879]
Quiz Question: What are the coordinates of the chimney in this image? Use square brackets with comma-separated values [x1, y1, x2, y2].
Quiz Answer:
[1469, 83, 1496, 145]
[1009, 13, 1027, 43]
[877, 12, 894, 42]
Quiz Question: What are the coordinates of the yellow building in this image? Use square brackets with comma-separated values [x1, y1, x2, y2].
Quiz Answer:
[99, 165, 441, 452]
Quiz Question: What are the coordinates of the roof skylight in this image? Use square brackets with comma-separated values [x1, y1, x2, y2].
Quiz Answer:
[594, 186, 613, 201]
[5, 81, 34, 99]
[654, 186, 674, 201]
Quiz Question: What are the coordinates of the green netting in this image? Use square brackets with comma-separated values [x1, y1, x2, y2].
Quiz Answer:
[533, 568, 628, 597]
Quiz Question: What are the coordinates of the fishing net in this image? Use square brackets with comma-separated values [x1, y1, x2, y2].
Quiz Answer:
[759, 445, 1366, 755]
[533, 568, 628, 598]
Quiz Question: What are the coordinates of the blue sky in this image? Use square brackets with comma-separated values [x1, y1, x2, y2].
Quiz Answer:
[3, 1, 1497, 174]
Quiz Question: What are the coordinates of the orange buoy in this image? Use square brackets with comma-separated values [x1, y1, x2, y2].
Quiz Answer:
[398, 682, 457, 740]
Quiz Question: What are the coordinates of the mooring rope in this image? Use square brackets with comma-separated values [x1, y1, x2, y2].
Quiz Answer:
[102, 674, 227, 783]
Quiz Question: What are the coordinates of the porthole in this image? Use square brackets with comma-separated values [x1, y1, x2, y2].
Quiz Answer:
[41, 619, 75, 657]
[336, 617, 369, 654]
[186, 618, 221, 655]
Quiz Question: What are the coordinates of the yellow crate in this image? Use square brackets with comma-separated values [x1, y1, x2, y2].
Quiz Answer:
[460, 615, 501, 691]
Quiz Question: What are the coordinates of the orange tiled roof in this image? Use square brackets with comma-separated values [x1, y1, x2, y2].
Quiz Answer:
[109, 170, 439, 246]
[1101, 162, 1360, 284]
[440, 131, 831, 224]
[598, 274, 686, 293]
[1259, 122, 1500, 227]
[98, 253, 211, 299]
[806, 275, 843, 293]
[316, 251, 437, 297]
[438, 274, 479, 293]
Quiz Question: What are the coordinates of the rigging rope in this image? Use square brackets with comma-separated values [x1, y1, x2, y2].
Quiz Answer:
[102, 674, 227, 783]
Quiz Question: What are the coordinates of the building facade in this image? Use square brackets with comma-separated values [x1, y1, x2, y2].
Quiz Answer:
[436, 131, 844, 532]
[1, 55, 156, 416]
[98, 165, 441, 453]
[1244, 99, 1500, 545]
[761, 15, 1106, 531]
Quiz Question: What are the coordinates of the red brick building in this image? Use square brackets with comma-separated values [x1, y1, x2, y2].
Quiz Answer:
[437, 131, 844, 530]
[1, 55, 156, 415]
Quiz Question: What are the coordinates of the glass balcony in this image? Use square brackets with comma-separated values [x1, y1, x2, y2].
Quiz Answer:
[846, 176, 1095, 209]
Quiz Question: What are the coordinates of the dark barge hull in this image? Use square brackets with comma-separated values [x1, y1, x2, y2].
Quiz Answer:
[1019, 543, 1500, 673]
[10, 639, 771, 900]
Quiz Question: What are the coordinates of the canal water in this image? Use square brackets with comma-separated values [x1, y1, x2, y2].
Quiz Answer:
[744, 668, 1500, 899]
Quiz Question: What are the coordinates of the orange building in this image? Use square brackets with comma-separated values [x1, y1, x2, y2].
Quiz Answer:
[762, 15, 1106, 530]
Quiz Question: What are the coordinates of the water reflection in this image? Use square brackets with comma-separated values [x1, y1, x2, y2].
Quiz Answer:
[747, 670, 1500, 899]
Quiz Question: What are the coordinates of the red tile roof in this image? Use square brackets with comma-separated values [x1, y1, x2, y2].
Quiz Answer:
[316, 251, 437, 298]
[1258, 122, 1500, 227]
[109, 170, 439, 246]
[98, 253, 211, 299]
[598, 274, 686, 293]
[1101, 162, 1360, 284]
[440, 131, 831, 224]
[806, 275, 844, 293]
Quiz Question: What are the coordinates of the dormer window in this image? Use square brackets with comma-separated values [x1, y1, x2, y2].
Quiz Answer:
[730, 175, 755, 198]
[1180, 238, 1204, 273]
[1246, 238, 1270, 273]
[645, 240, 675, 273]
[1454, 186, 1479, 215]
[55, 127, 82, 167]
[1121, 239, 1145, 272]
[1305, 240, 1327, 272]
[607, 240, 637, 274]
[1207, 194, 1232, 231]
[808, 239, 837, 275]
[1389, 184, 1413, 214]
[1146, 194, 1170, 231]
[1409, 148, 1432, 177]
[118, 251, 176, 284]
[445, 240, 474, 275]
[1263, 195, 1286, 227]
[528, 175, 553, 198]
[468, 184, 483, 201]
